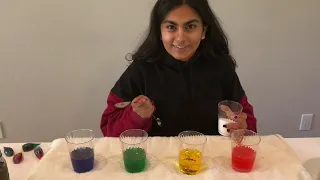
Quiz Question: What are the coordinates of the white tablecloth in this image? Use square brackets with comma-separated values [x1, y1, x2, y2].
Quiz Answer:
[1, 136, 319, 180]
[285, 138, 320, 179]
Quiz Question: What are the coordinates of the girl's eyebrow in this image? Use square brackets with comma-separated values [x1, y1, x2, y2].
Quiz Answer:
[162, 19, 200, 25]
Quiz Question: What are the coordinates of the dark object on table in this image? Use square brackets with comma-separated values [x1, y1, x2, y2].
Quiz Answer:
[22, 143, 40, 152]
[13, 152, 24, 164]
[34, 147, 44, 160]
[0, 150, 10, 180]
[3, 147, 14, 157]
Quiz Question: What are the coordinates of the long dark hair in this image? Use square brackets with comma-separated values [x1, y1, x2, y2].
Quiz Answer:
[129, 0, 237, 69]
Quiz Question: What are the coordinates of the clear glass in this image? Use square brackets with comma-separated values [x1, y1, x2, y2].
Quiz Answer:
[65, 129, 95, 173]
[120, 129, 148, 173]
[178, 131, 207, 175]
[231, 129, 261, 172]
[218, 100, 243, 136]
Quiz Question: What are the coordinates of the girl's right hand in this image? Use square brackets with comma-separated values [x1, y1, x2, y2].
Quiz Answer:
[131, 95, 154, 119]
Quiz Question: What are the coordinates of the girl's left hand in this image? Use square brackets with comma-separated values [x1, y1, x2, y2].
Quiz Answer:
[221, 105, 248, 133]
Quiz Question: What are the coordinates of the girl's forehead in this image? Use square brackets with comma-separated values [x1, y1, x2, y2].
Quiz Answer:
[163, 5, 201, 23]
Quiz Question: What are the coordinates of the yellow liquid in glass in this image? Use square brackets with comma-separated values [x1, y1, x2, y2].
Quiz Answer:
[179, 148, 202, 175]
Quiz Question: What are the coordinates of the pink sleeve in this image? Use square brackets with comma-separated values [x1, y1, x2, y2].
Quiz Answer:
[100, 92, 152, 137]
[239, 95, 257, 132]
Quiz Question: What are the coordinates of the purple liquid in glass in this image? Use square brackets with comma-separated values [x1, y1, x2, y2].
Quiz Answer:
[70, 147, 94, 173]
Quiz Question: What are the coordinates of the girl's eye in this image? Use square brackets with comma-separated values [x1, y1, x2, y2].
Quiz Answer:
[166, 25, 176, 30]
[186, 24, 197, 30]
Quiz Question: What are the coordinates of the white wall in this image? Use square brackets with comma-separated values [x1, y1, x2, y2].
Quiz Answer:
[0, 0, 319, 142]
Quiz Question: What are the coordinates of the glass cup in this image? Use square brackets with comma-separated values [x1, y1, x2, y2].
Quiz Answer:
[231, 129, 261, 172]
[178, 130, 207, 175]
[120, 129, 148, 173]
[218, 100, 243, 136]
[65, 129, 95, 173]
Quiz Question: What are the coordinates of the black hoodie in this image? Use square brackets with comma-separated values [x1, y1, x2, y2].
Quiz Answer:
[100, 53, 257, 137]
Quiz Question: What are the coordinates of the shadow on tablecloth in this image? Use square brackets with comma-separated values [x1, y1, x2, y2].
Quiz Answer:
[302, 158, 320, 180]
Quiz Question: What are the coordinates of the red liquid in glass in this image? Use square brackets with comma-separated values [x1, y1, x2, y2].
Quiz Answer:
[232, 146, 256, 172]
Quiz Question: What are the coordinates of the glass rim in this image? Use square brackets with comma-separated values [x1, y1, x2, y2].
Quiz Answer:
[231, 129, 261, 146]
[178, 130, 207, 145]
[218, 100, 243, 112]
[65, 129, 95, 145]
[119, 129, 148, 145]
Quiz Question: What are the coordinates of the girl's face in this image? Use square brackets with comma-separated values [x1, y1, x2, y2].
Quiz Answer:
[161, 5, 207, 61]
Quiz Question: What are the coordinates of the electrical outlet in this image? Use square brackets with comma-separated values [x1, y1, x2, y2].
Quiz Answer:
[299, 114, 313, 131]
[0, 122, 3, 138]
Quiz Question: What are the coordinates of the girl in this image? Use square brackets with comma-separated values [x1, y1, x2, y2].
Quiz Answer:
[100, 0, 257, 137]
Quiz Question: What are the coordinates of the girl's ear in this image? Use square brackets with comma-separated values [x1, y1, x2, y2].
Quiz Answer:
[201, 26, 208, 40]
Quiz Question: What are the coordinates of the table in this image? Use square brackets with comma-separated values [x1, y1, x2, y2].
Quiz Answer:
[285, 138, 320, 179]
[1, 138, 319, 180]
[0, 143, 51, 180]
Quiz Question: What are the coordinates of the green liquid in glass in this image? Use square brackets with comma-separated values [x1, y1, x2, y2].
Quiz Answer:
[123, 147, 146, 173]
